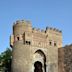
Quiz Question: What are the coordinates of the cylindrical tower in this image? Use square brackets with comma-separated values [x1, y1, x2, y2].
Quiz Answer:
[13, 20, 32, 36]
[10, 20, 32, 72]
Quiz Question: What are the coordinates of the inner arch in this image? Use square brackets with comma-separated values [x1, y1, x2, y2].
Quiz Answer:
[34, 61, 43, 72]
[34, 49, 46, 72]
[35, 49, 46, 62]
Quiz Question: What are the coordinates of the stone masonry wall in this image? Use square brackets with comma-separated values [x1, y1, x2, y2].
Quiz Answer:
[58, 45, 72, 72]
[64, 45, 72, 72]
[58, 48, 65, 72]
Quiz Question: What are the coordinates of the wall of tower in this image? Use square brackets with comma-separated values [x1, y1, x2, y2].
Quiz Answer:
[12, 43, 31, 72]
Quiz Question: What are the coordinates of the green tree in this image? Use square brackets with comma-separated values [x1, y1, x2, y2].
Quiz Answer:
[0, 48, 12, 72]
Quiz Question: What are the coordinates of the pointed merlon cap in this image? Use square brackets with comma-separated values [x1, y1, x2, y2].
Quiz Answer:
[46, 26, 62, 33]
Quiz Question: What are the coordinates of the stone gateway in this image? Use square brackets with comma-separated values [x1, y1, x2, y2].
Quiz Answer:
[11, 20, 71, 72]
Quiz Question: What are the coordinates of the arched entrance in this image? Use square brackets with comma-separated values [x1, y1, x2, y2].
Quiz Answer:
[34, 61, 43, 72]
[34, 49, 46, 72]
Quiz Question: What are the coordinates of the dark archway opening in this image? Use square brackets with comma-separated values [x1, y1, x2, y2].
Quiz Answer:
[34, 61, 43, 72]
[35, 50, 46, 72]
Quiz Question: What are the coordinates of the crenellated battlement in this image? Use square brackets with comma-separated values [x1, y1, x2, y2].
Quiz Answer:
[46, 27, 62, 33]
[10, 20, 62, 48]
[13, 20, 32, 27]
[32, 28, 46, 33]
[13, 20, 62, 34]
[32, 26, 62, 35]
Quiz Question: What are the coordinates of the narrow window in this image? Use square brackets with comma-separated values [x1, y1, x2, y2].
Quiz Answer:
[28, 41, 31, 45]
[54, 42, 57, 46]
[26, 41, 28, 44]
[17, 37, 19, 40]
[49, 41, 52, 45]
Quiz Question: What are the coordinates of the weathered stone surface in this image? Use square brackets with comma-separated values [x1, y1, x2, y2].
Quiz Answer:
[64, 45, 72, 72]
[58, 45, 72, 72]
[58, 48, 65, 72]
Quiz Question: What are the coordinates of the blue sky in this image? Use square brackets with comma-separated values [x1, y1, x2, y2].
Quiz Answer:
[0, 0, 72, 53]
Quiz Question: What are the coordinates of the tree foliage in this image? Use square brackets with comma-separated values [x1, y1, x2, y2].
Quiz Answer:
[0, 48, 12, 72]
